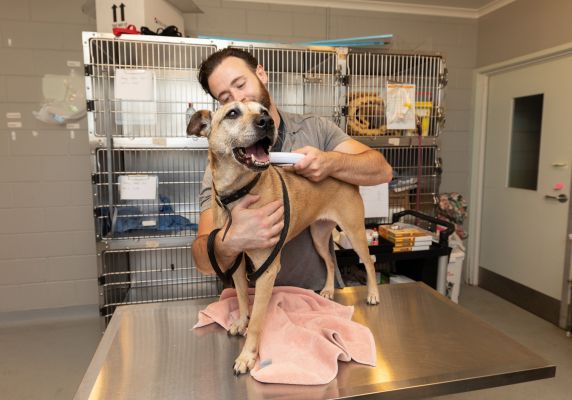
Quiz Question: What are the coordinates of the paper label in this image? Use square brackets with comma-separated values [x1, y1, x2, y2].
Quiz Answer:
[359, 183, 389, 218]
[386, 83, 416, 130]
[7, 121, 22, 128]
[66, 123, 80, 129]
[114, 69, 155, 101]
[118, 175, 158, 200]
[6, 112, 21, 119]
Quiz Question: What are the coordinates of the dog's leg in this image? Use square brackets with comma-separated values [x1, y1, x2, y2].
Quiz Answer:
[338, 219, 380, 305]
[310, 220, 338, 300]
[233, 260, 279, 375]
[229, 258, 250, 336]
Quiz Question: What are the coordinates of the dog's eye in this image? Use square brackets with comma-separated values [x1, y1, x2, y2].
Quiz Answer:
[225, 109, 240, 119]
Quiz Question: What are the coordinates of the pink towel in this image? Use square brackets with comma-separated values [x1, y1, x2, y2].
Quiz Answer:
[193, 286, 376, 385]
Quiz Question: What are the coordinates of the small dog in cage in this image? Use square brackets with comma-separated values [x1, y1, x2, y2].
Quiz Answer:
[188, 101, 379, 375]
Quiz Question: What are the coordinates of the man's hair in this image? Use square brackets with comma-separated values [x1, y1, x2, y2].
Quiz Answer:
[198, 48, 259, 98]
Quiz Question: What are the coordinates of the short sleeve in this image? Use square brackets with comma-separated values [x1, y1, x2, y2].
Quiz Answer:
[318, 117, 350, 151]
[199, 165, 213, 212]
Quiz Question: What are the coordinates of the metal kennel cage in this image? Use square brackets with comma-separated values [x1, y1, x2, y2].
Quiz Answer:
[345, 51, 446, 138]
[83, 33, 447, 325]
[98, 246, 220, 325]
[92, 147, 207, 241]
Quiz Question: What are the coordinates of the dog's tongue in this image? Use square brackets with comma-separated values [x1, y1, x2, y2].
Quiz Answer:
[246, 144, 269, 162]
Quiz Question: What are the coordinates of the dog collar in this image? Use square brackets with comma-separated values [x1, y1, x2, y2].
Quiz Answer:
[214, 174, 261, 242]
[217, 174, 261, 206]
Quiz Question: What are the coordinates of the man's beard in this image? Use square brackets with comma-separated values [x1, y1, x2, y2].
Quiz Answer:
[256, 78, 272, 110]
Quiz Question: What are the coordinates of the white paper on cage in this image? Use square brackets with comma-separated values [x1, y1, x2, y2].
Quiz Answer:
[119, 175, 158, 200]
[114, 69, 157, 126]
[386, 83, 416, 129]
[359, 183, 389, 218]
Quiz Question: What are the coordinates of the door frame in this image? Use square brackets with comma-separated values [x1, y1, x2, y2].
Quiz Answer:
[468, 42, 572, 329]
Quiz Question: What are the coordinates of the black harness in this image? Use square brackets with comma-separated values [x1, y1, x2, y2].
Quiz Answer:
[207, 171, 290, 285]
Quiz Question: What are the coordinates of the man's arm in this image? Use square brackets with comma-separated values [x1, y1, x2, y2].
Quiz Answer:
[191, 196, 284, 275]
[293, 138, 392, 185]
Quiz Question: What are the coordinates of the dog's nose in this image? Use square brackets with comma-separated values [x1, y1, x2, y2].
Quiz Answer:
[255, 114, 273, 129]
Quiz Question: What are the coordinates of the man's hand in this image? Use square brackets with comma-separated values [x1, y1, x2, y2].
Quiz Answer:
[292, 146, 335, 182]
[223, 194, 285, 254]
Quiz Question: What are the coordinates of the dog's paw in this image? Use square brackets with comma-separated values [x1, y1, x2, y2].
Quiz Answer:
[233, 351, 257, 375]
[229, 316, 249, 336]
[319, 288, 334, 300]
[366, 288, 380, 305]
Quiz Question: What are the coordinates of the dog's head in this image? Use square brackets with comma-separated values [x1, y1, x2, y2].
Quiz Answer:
[187, 101, 276, 172]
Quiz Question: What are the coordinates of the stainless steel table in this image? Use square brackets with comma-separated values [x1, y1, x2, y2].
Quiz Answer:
[75, 283, 555, 400]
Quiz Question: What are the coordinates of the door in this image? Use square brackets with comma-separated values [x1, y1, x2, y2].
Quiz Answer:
[480, 56, 572, 326]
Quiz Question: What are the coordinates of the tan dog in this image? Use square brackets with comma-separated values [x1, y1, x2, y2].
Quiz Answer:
[188, 101, 379, 375]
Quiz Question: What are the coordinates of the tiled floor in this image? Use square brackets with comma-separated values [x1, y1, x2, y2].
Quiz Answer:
[0, 285, 570, 399]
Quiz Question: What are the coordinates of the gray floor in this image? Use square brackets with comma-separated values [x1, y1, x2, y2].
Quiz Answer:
[0, 285, 570, 399]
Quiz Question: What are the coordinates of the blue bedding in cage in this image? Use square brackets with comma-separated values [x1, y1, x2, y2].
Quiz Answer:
[113, 195, 197, 233]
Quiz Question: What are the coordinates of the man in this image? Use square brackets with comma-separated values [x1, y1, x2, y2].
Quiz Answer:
[192, 48, 392, 290]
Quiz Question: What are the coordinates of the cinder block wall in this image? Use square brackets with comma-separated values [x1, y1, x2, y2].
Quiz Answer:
[0, 0, 97, 315]
[0, 0, 477, 316]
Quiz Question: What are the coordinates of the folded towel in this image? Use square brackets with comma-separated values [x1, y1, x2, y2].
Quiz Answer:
[193, 286, 376, 385]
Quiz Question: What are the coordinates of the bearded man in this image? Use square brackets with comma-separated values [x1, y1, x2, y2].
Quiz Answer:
[191, 48, 392, 290]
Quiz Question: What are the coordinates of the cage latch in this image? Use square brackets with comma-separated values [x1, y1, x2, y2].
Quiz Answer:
[86, 100, 95, 112]
[337, 74, 350, 86]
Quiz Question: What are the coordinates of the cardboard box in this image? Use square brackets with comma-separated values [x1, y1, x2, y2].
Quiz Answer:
[96, 0, 185, 35]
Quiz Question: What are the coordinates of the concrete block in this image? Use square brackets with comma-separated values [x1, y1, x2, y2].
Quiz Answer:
[246, 10, 292, 36]
[292, 12, 326, 39]
[4, 76, 43, 102]
[0, 130, 11, 156]
[42, 155, 91, 181]
[0, 208, 46, 234]
[74, 279, 99, 306]
[68, 181, 93, 206]
[46, 255, 97, 281]
[0, 156, 45, 182]
[2, 0, 30, 21]
[1, 21, 64, 50]
[0, 49, 37, 76]
[29, 0, 92, 24]
[0, 183, 12, 208]
[0, 258, 48, 285]
[68, 129, 90, 155]
[196, 6, 246, 35]
[44, 206, 93, 231]
[445, 87, 472, 111]
[9, 130, 70, 156]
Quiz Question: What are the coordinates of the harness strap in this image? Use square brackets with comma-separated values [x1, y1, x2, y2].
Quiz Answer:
[207, 228, 242, 285]
[247, 172, 290, 282]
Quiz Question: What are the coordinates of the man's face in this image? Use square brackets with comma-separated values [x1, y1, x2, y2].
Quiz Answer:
[207, 57, 271, 109]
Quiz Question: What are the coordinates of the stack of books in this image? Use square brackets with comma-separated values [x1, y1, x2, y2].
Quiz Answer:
[378, 222, 435, 253]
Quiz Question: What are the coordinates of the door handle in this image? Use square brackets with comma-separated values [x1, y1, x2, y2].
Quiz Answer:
[544, 194, 568, 203]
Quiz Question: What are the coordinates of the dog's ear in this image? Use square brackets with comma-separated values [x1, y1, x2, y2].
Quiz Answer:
[187, 110, 212, 137]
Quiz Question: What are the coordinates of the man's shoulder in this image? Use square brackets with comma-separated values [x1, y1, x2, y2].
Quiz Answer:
[280, 110, 329, 132]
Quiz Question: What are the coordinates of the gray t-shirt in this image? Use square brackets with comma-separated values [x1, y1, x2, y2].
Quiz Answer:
[199, 111, 349, 290]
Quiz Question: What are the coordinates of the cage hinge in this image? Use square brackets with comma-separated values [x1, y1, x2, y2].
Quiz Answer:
[439, 67, 448, 88]
[84, 64, 93, 76]
[337, 74, 350, 86]
[86, 100, 95, 112]
[99, 307, 107, 317]
[341, 106, 349, 117]
[98, 276, 106, 286]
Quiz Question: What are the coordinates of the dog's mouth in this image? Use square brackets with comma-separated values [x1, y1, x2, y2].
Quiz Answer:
[233, 136, 272, 170]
